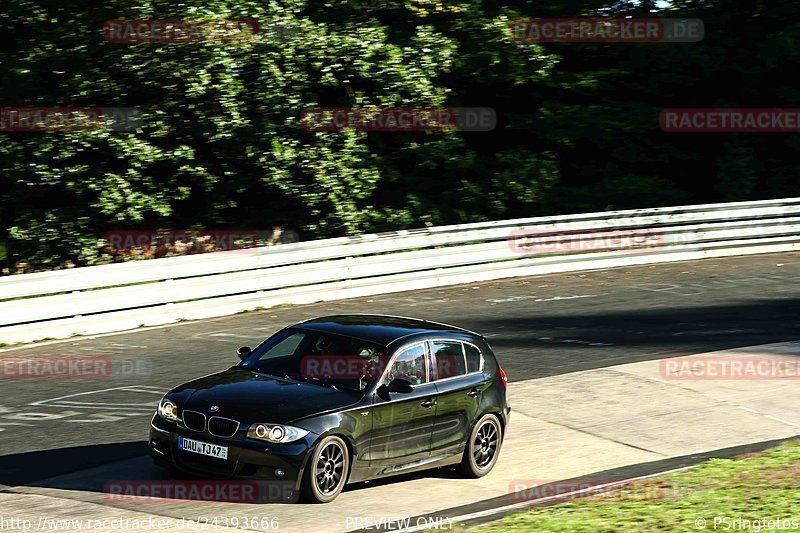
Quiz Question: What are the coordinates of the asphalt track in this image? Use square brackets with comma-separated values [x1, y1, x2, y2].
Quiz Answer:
[0, 252, 799, 531]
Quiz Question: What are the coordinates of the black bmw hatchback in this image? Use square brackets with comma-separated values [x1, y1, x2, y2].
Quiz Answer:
[149, 315, 510, 503]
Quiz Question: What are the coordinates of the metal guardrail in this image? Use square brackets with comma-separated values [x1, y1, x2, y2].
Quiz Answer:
[2, 197, 800, 345]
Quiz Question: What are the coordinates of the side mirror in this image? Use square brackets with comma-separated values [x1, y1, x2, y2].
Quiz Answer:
[237, 346, 252, 360]
[387, 378, 414, 394]
[376, 378, 414, 400]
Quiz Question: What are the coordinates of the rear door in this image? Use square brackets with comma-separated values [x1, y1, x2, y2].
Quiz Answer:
[428, 340, 486, 458]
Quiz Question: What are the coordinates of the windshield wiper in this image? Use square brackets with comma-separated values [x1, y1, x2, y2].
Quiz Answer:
[301, 375, 335, 388]
[248, 369, 298, 382]
[257, 370, 344, 391]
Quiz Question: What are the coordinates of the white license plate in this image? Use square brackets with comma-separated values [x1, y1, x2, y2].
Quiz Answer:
[178, 436, 228, 460]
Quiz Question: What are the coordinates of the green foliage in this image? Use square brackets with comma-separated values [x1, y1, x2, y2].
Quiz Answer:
[1, 0, 799, 272]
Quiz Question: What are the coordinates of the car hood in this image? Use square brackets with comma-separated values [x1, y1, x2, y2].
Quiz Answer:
[171, 367, 362, 424]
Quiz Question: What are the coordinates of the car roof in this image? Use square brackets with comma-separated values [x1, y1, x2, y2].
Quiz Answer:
[292, 314, 479, 347]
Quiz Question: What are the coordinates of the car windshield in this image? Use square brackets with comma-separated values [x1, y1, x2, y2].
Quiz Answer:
[240, 328, 388, 393]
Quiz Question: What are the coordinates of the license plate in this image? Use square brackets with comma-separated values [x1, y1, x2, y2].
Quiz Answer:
[178, 436, 228, 460]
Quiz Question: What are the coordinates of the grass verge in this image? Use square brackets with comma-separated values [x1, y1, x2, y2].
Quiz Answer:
[473, 440, 800, 532]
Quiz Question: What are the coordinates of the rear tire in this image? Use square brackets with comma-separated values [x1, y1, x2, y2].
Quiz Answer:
[300, 435, 350, 503]
[458, 414, 502, 478]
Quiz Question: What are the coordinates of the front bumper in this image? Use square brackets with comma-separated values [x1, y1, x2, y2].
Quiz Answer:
[149, 415, 319, 501]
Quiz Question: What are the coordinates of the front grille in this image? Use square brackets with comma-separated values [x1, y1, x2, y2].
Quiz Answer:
[208, 416, 239, 438]
[182, 410, 206, 432]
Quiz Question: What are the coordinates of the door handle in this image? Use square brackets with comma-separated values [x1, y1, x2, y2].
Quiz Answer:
[420, 398, 436, 409]
[467, 389, 481, 398]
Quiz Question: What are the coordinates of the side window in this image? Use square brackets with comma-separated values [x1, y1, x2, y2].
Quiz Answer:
[464, 343, 483, 373]
[429, 340, 467, 380]
[387, 344, 428, 385]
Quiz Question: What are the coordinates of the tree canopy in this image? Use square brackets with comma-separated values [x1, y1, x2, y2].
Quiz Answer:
[1, 0, 798, 272]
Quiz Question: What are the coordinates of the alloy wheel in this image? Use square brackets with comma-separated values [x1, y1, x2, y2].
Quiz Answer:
[314, 441, 345, 494]
[473, 419, 499, 468]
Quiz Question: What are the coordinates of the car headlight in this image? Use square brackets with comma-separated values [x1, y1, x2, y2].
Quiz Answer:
[247, 423, 309, 443]
[157, 399, 179, 422]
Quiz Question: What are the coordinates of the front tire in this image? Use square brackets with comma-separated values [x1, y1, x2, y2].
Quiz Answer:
[301, 435, 350, 503]
[458, 414, 502, 478]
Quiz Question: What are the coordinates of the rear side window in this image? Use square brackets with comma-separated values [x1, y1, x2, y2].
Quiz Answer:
[429, 340, 467, 379]
[464, 343, 483, 373]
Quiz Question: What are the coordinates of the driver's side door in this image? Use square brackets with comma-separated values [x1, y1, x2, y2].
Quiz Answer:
[366, 342, 437, 474]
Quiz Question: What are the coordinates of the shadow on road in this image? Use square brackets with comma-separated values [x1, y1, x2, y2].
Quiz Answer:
[466, 299, 800, 380]
[0, 442, 463, 505]
[0, 442, 148, 488]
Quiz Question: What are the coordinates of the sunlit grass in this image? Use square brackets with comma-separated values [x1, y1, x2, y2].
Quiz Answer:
[473, 441, 800, 532]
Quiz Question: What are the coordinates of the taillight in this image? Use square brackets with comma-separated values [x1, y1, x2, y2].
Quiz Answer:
[498, 365, 508, 390]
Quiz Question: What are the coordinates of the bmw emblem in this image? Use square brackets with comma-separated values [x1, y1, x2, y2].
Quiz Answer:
[209, 405, 220, 413]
